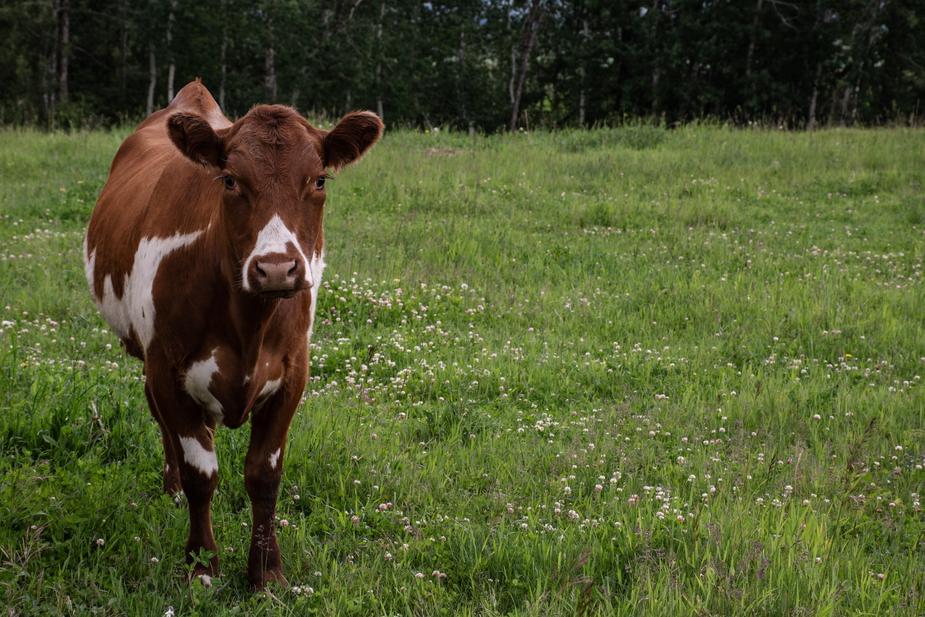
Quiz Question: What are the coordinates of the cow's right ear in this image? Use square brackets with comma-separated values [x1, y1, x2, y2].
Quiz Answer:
[167, 113, 225, 167]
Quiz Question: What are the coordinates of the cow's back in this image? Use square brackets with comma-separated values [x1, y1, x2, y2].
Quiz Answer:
[85, 82, 230, 357]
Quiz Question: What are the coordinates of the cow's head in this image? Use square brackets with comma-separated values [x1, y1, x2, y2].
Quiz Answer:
[167, 105, 382, 298]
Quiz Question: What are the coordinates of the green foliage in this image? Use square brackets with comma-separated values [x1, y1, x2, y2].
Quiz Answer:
[1, 1, 924, 129]
[0, 127, 924, 614]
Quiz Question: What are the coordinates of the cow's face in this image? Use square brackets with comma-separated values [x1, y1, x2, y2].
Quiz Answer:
[167, 106, 382, 298]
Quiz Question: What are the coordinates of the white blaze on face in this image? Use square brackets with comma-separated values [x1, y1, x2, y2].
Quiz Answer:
[242, 215, 311, 291]
[88, 230, 203, 351]
[184, 348, 224, 424]
[307, 250, 326, 341]
[179, 435, 218, 477]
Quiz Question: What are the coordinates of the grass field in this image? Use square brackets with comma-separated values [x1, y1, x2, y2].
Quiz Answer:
[0, 125, 923, 616]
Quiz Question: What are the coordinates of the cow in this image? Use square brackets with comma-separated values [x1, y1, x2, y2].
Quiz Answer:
[83, 80, 382, 588]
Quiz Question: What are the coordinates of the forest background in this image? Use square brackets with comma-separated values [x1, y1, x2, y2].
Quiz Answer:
[2, 0, 924, 131]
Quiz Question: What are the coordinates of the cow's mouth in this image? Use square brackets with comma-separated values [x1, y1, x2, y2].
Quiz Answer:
[258, 288, 303, 300]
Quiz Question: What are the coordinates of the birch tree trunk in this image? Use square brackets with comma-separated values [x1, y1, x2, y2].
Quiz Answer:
[46, 1, 59, 120]
[57, 0, 69, 104]
[807, 62, 822, 129]
[509, 0, 543, 132]
[219, 0, 227, 109]
[649, 0, 661, 117]
[375, 0, 385, 120]
[146, 44, 156, 116]
[264, 47, 277, 101]
[745, 0, 763, 80]
[166, 0, 177, 102]
[578, 18, 589, 126]
[264, 11, 277, 101]
[119, 0, 128, 99]
[456, 28, 466, 125]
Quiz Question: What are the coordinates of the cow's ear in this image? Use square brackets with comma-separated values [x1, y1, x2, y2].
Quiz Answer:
[323, 111, 383, 170]
[167, 112, 225, 167]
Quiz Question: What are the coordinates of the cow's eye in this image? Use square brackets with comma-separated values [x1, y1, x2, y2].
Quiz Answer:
[314, 176, 326, 190]
[222, 175, 237, 191]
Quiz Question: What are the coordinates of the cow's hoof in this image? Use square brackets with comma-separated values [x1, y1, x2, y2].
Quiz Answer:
[188, 560, 220, 586]
[249, 568, 288, 591]
[194, 572, 216, 588]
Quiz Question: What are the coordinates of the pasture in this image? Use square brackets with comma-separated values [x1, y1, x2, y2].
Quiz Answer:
[0, 125, 923, 615]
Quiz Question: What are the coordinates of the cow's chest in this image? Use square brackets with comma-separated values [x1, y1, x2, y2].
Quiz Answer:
[182, 344, 285, 426]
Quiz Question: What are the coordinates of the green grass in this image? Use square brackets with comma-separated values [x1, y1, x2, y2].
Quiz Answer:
[1, 124, 924, 616]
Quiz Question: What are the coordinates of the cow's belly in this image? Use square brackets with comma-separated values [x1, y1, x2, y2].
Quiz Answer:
[183, 344, 286, 427]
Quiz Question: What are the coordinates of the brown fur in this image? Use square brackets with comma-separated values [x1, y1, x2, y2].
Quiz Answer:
[84, 81, 382, 588]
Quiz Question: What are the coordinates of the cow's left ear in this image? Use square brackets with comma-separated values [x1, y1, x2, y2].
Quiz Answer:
[323, 111, 384, 170]
[167, 112, 225, 167]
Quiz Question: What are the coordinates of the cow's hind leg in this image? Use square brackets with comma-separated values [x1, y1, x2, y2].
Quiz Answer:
[145, 385, 181, 495]
[244, 388, 298, 589]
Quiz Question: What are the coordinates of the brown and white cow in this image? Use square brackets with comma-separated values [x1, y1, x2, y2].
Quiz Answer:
[84, 80, 382, 588]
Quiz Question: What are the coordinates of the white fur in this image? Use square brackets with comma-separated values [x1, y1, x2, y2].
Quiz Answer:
[268, 448, 281, 469]
[184, 348, 224, 424]
[241, 215, 310, 291]
[179, 435, 218, 476]
[90, 231, 203, 352]
[253, 377, 282, 412]
[83, 235, 95, 297]
[258, 378, 282, 400]
[307, 250, 326, 341]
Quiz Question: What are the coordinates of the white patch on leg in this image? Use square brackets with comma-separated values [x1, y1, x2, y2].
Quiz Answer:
[179, 436, 218, 476]
[268, 448, 280, 469]
[307, 250, 326, 341]
[253, 377, 282, 411]
[92, 230, 203, 352]
[259, 378, 281, 399]
[242, 215, 309, 291]
[184, 348, 224, 424]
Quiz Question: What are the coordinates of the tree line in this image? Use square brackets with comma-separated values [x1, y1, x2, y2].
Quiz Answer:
[1, 0, 923, 131]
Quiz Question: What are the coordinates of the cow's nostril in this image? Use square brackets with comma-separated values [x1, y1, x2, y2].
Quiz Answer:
[287, 261, 298, 276]
[255, 263, 267, 278]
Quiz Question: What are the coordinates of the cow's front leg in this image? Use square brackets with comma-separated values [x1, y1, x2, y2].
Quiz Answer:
[172, 423, 220, 580]
[148, 365, 221, 581]
[244, 387, 299, 589]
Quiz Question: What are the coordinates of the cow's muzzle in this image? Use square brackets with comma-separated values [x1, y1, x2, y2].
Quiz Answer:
[247, 254, 308, 297]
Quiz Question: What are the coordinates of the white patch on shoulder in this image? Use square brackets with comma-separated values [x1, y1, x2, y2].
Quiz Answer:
[93, 230, 203, 351]
[242, 215, 310, 291]
[184, 348, 224, 424]
[268, 448, 281, 469]
[178, 435, 218, 477]
[307, 250, 326, 341]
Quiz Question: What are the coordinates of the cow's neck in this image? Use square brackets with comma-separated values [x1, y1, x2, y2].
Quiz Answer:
[211, 222, 280, 364]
